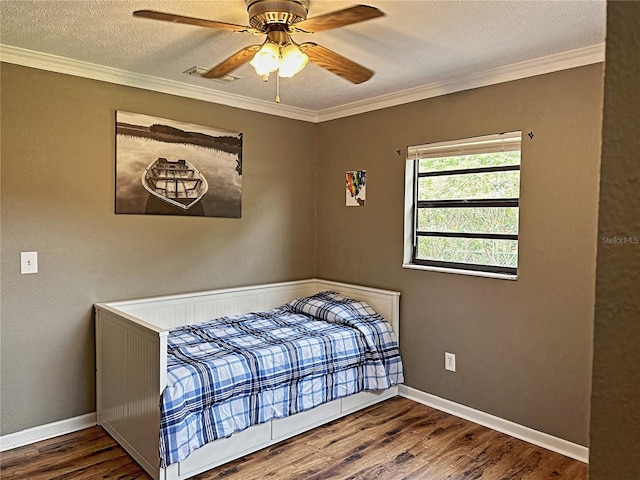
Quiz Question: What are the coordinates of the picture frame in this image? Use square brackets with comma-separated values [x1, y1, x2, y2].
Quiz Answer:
[346, 170, 366, 206]
[115, 111, 243, 217]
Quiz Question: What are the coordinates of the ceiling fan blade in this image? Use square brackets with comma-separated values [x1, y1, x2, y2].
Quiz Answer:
[300, 43, 373, 84]
[133, 10, 260, 34]
[202, 45, 262, 78]
[290, 5, 384, 34]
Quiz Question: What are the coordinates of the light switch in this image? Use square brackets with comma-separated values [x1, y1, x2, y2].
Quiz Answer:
[21, 252, 38, 274]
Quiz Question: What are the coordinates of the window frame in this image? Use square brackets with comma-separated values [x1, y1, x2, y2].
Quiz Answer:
[403, 131, 522, 279]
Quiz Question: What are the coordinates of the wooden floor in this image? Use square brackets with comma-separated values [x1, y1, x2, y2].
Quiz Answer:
[0, 397, 587, 480]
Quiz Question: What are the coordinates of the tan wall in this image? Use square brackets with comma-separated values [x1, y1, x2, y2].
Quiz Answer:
[589, 2, 640, 477]
[316, 65, 604, 446]
[0, 64, 317, 435]
[1, 61, 605, 449]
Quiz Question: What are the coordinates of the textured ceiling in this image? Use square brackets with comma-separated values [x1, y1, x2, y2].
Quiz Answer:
[0, 1, 606, 113]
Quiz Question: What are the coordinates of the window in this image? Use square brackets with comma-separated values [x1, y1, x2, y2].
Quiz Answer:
[404, 131, 522, 277]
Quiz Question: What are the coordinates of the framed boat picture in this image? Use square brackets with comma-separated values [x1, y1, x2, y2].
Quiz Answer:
[115, 111, 242, 217]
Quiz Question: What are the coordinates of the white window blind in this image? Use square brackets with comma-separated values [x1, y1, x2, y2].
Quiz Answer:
[408, 131, 522, 160]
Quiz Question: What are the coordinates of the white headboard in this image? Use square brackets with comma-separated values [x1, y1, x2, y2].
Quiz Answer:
[97, 278, 400, 334]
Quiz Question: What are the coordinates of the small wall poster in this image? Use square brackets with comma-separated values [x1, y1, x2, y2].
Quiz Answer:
[346, 170, 366, 206]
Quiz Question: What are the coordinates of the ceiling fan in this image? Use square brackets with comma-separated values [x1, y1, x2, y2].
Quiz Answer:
[133, 0, 385, 85]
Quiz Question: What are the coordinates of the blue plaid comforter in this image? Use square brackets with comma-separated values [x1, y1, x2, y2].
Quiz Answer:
[159, 292, 403, 467]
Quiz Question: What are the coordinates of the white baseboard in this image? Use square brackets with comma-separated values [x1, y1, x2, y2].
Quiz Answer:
[0, 412, 97, 451]
[399, 385, 589, 463]
[0, 388, 590, 463]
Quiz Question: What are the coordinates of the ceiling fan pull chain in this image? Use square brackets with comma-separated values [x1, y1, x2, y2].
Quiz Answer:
[276, 72, 281, 103]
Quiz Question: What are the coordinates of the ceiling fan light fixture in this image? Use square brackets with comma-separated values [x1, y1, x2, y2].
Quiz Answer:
[134, 2, 384, 87]
[278, 43, 308, 78]
[249, 39, 308, 79]
[249, 42, 280, 77]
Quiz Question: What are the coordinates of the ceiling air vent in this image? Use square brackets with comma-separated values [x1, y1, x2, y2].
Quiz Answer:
[183, 66, 240, 84]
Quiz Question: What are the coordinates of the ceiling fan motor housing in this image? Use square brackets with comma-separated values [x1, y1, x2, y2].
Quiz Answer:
[246, 0, 309, 30]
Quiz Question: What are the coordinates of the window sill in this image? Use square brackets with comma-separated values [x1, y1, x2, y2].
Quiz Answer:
[402, 263, 518, 281]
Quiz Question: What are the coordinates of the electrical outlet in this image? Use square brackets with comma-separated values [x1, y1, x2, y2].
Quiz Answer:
[21, 251, 38, 274]
[445, 352, 456, 372]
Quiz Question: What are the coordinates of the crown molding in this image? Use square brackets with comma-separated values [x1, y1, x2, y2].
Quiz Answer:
[1, 43, 604, 124]
[0, 44, 316, 122]
[315, 43, 605, 122]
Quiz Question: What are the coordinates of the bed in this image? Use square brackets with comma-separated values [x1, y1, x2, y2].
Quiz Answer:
[95, 278, 402, 480]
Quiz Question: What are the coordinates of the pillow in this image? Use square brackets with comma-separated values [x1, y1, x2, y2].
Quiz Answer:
[286, 291, 378, 324]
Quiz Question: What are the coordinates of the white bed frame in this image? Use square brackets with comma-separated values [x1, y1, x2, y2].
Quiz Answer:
[95, 278, 400, 480]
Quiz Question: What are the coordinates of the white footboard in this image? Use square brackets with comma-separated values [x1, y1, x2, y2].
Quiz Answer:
[95, 279, 400, 480]
[95, 305, 167, 478]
